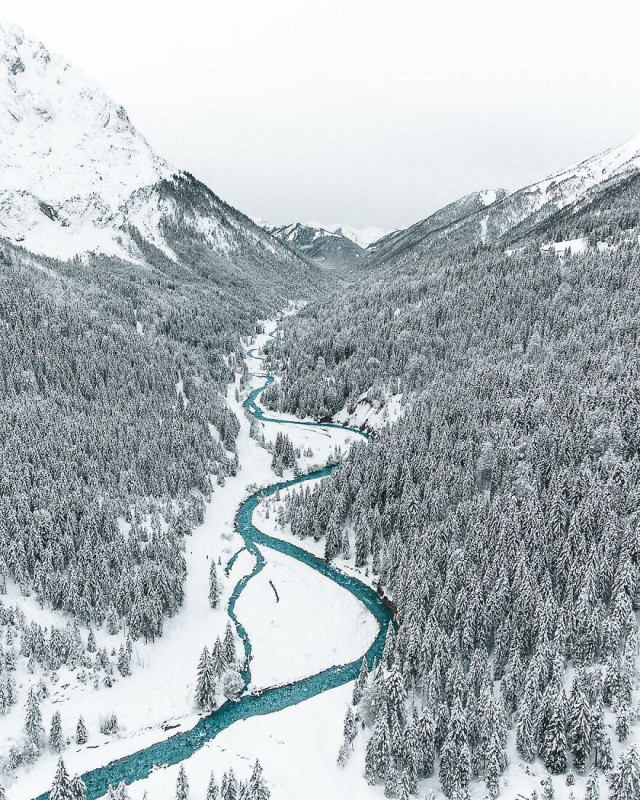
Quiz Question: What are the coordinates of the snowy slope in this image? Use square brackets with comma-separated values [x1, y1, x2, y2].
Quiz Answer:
[0, 22, 315, 279]
[367, 188, 506, 258]
[369, 134, 640, 266]
[0, 22, 175, 259]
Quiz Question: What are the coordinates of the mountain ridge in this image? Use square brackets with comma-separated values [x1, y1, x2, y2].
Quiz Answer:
[0, 20, 316, 291]
[365, 134, 640, 268]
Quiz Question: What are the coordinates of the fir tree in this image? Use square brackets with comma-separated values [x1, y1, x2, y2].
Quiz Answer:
[206, 772, 218, 800]
[568, 686, 591, 773]
[70, 775, 87, 800]
[195, 647, 217, 712]
[209, 562, 220, 609]
[608, 746, 640, 800]
[211, 637, 226, 677]
[544, 695, 568, 774]
[223, 623, 236, 667]
[49, 710, 64, 752]
[585, 765, 600, 800]
[352, 657, 368, 705]
[24, 688, 45, 750]
[249, 759, 270, 800]
[344, 706, 358, 746]
[176, 765, 189, 800]
[117, 644, 131, 677]
[50, 758, 74, 800]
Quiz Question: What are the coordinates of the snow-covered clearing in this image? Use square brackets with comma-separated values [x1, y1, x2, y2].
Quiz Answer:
[123, 683, 371, 800]
[237, 544, 377, 690]
[332, 391, 403, 432]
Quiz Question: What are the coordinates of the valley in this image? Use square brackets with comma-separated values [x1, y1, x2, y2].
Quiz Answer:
[1, 16, 640, 800]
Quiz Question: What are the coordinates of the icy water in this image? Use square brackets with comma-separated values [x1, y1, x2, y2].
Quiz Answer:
[36, 338, 392, 800]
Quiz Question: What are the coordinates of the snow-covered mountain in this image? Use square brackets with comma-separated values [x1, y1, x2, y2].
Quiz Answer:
[304, 222, 390, 249]
[0, 22, 315, 284]
[266, 222, 366, 269]
[367, 189, 507, 257]
[368, 134, 640, 266]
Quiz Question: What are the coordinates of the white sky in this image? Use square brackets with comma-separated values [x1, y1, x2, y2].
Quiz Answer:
[6, 0, 640, 230]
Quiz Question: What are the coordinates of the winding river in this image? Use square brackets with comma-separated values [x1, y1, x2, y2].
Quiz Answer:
[36, 334, 392, 800]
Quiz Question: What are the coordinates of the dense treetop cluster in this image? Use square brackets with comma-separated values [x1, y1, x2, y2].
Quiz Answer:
[0, 236, 320, 636]
[265, 237, 640, 797]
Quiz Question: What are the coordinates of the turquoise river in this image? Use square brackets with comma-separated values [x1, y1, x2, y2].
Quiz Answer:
[35, 335, 393, 800]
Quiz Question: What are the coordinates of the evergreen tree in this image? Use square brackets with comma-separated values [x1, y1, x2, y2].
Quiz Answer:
[70, 775, 87, 800]
[352, 658, 368, 705]
[195, 647, 217, 711]
[615, 702, 630, 742]
[24, 688, 45, 750]
[608, 746, 640, 800]
[117, 644, 131, 677]
[206, 772, 218, 800]
[223, 623, 236, 667]
[585, 765, 600, 800]
[439, 699, 469, 798]
[211, 637, 226, 677]
[544, 695, 568, 774]
[249, 759, 270, 800]
[343, 706, 358, 746]
[568, 686, 591, 773]
[176, 765, 189, 800]
[106, 604, 119, 635]
[49, 710, 64, 752]
[50, 758, 74, 800]
[209, 562, 220, 609]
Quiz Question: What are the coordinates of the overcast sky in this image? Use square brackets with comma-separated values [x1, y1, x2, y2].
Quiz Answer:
[8, 0, 640, 230]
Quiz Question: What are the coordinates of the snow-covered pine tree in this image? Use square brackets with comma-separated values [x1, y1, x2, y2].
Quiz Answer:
[249, 759, 270, 800]
[568, 683, 591, 773]
[24, 688, 45, 751]
[352, 657, 368, 705]
[211, 636, 226, 676]
[223, 623, 236, 667]
[117, 644, 131, 677]
[50, 758, 73, 800]
[344, 706, 357, 746]
[175, 765, 189, 800]
[49, 710, 64, 752]
[195, 647, 217, 711]
[209, 562, 220, 609]
[106, 604, 119, 635]
[206, 772, 218, 800]
[608, 746, 640, 800]
[584, 765, 600, 800]
[543, 690, 568, 774]
[70, 775, 87, 800]
[439, 698, 469, 798]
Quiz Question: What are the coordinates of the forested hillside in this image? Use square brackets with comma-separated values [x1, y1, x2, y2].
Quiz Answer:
[0, 237, 321, 639]
[263, 235, 640, 797]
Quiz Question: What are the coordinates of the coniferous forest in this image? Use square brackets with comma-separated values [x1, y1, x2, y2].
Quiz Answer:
[263, 235, 640, 798]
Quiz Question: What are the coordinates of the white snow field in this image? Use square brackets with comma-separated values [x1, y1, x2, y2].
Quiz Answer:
[237, 544, 377, 690]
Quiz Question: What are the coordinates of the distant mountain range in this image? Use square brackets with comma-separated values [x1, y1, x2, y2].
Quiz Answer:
[3, 21, 640, 283]
[260, 135, 640, 272]
[261, 222, 366, 270]
[251, 220, 389, 270]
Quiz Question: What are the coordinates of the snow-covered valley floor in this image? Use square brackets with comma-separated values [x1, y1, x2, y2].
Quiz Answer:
[4, 321, 381, 800]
